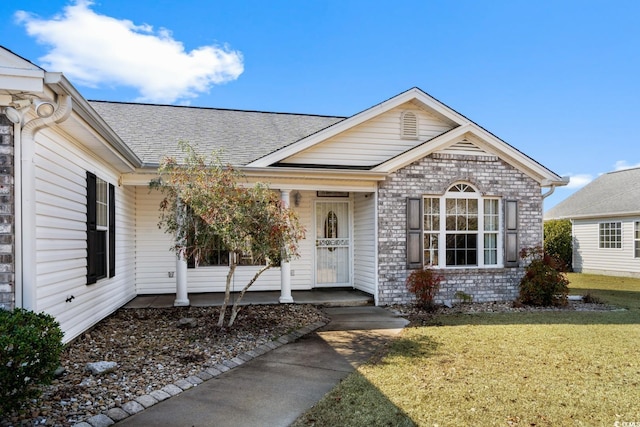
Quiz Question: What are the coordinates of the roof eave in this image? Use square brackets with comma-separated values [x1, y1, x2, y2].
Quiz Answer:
[247, 88, 469, 168]
[45, 73, 142, 169]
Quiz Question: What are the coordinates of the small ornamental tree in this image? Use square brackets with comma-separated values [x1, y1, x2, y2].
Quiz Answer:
[151, 141, 305, 327]
[518, 246, 569, 307]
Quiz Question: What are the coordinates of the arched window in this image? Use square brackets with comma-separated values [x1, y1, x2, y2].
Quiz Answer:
[423, 183, 500, 267]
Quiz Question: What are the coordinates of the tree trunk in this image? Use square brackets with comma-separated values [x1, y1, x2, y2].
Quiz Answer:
[228, 264, 271, 327]
[217, 261, 237, 327]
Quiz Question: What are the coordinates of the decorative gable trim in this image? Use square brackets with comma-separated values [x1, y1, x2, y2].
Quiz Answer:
[437, 138, 488, 156]
[374, 123, 566, 186]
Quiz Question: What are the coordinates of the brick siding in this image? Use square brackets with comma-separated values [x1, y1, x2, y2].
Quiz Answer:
[0, 115, 14, 310]
[377, 153, 542, 305]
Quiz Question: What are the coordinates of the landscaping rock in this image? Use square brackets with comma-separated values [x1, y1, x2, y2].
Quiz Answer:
[3, 304, 329, 426]
[86, 361, 118, 375]
[177, 317, 198, 328]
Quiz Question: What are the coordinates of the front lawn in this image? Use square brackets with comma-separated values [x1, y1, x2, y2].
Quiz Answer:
[293, 273, 640, 426]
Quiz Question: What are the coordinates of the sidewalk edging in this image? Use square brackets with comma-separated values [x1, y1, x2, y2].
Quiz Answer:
[71, 320, 328, 427]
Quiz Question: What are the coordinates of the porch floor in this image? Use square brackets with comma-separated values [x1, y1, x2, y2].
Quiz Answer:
[124, 288, 374, 309]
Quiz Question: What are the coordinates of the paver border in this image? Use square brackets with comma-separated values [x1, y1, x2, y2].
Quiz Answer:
[71, 320, 327, 427]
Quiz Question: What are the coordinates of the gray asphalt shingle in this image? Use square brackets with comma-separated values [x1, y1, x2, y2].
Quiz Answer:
[89, 101, 345, 166]
[545, 167, 640, 219]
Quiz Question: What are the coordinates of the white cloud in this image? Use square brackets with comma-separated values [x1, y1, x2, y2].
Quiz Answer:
[564, 173, 593, 189]
[613, 160, 640, 171]
[15, 0, 244, 104]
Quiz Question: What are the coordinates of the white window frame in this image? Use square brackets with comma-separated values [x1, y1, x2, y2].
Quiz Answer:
[599, 222, 622, 249]
[424, 183, 503, 269]
[634, 221, 639, 258]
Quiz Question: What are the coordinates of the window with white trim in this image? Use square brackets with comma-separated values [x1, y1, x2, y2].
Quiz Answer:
[185, 214, 265, 268]
[634, 221, 639, 258]
[423, 183, 501, 267]
[599, 222, 621, 249]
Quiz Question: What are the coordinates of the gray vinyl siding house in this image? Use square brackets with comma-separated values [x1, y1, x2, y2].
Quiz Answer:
[1, 45, 566, 342]
[545, 167, 640, 278]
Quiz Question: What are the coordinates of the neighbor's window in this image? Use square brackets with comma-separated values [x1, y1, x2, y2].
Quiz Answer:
[635, 222, 640, 258]
[424, 183, 501, 267]
[599, 222, 622, 249]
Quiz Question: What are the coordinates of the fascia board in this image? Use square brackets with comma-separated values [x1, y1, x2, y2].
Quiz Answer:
[121, 165, 387, 187]
[0, 67, 44, 93]
[46, 73, 142, 168]
[374, 122, 565, 186]
[559, 212, 640, 221]
[467, 124, 565, 185]
[247, 88, 468, 168]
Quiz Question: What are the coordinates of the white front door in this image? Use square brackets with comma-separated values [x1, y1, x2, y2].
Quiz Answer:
[315, 201, 351, 287]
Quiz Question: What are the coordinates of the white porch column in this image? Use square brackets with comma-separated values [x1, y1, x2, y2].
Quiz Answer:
[174, 197, 190, 306]
[279, 189, 294, 303]
[174, 250, 189, 306]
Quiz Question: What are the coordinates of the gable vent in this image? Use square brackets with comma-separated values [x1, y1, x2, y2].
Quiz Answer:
[401, 111, 418, 139]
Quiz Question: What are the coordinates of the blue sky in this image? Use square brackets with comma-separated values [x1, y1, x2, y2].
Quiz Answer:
[2, 0, 639, 210]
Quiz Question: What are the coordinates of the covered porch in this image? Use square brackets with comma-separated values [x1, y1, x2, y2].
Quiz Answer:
[124, 288, 374, 309]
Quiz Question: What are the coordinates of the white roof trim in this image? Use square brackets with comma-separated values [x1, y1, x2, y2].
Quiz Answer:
[373, 123, 565, 186]
[247, 88, 469, 167]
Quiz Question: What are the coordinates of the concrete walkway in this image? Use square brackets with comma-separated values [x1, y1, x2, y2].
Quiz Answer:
[113, 306, 408, 427]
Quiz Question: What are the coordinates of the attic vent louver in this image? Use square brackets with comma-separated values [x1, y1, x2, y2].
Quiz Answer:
[401, 111, 418, 139]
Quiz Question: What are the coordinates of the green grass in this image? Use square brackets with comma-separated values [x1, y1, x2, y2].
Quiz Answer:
[293, 273, 640, 426]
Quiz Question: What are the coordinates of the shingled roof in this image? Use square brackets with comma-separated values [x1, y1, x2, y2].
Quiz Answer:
[88, 101, 345, 166]
[545, 167, 640, 219]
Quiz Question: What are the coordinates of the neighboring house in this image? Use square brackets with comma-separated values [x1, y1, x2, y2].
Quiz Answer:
[0, 46, 567, 342]
[545, 167, 640, 278]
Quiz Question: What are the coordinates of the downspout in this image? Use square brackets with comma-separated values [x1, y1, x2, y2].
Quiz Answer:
[541, 184, 556, 199]
[19, 94, 72, 310]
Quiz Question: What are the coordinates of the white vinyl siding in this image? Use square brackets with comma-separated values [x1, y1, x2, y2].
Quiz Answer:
[353, 192, 376, 294]
[136, 187, 292, 295]
[573, 218, 640, 277]
[34, 130, 136, 343]
[280, 104, 454, 167]
[636, 222, 640, 258]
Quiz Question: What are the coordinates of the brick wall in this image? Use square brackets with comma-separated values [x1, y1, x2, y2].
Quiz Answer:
[377, 152, 542, 305]
[0, 115, 14, 310]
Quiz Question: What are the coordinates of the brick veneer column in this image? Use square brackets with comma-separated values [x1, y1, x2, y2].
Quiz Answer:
[0, 115, 15, 310]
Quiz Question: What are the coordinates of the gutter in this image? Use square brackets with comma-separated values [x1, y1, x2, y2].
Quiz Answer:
[44, 73, 142, 169]
[542, 176, 570, 199]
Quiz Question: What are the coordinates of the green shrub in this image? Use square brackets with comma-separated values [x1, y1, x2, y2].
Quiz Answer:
[518, 247, 569, 307]
[0, 308, 64, 416]
[544, 219, 572, 271]
[406, 267, 443, 309]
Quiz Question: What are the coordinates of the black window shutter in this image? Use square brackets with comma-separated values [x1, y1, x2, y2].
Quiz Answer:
[406, 197, 423, 269]
[504, 200, 519, 267]
[86, 172, 97, 284]
[108, 183, 116, 278]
